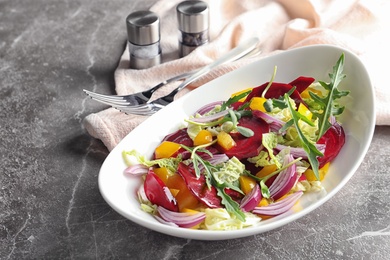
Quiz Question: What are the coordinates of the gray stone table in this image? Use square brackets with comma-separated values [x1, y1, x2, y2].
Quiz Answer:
[1, 0, 389, 259]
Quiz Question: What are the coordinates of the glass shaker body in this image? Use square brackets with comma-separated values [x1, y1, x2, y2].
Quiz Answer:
[126, 11, 162, 69]
[177, 1, 209, 57]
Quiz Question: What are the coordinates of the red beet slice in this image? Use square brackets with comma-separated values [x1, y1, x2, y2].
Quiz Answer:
[177, 162, 222, 208]
[144, 171, 179, 212]
[243, 76, 314, 106]
[217, 116, 270, 160]
[317, 122, 346, 168]
[288, 76, 315, 93]
[244, 82, 302, 104]
[162, 128, 193, 146]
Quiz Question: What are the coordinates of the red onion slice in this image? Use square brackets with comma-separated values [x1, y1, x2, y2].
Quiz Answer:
[190, 109, 231, 123]
[275, 144, 325, 159]
[252, 191, 303, 216]
[252, 110, 284, 130]
[240, 184, 262, 212]
[195, 101, 223, 115]
[124, 164, 149, 176]
[187, 153, 229, 172]
[206, 153, 229, 165]
[157, 206, 206, 228]
[269, 155, 298, 200]
[137, 184, 148, 202]
[154, 215, 179, 227]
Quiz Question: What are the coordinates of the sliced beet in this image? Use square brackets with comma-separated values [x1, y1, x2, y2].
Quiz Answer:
[162, 128, 193, 146]
[243, 82, 303, 104]
[243, 161, 262, 176]
[243, 76, 315, 106]
[230, 101, 245, 110]
[217, 116, 270, 160]
[224, 188, 244, 203]
[288, 76, 315, 93]
[144, 171, 179, 212]
[317, 122, 346, 168]
[177, 162, 222, 208]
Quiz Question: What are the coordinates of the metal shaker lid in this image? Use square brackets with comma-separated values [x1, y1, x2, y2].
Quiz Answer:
[126, 11, 160, 45]
[177, 1, 209, 33]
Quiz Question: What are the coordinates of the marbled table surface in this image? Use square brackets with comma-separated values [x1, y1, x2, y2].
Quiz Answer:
[1, 0, 389, 259]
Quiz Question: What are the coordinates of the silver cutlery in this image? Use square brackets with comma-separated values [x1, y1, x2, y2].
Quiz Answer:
[84, 37, 260, 116]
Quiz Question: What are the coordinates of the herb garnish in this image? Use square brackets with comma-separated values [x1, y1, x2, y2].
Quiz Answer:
[181, 144, 246, 222]
[310, 53, 349, 140]
[265, 53, 348, 180]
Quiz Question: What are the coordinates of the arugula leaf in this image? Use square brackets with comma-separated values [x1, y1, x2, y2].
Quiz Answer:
[265, 86, 297, 112]
[181, 144, 247, 221]
[310, 53, 349, 140]
[221, 90, 252, 111]
[266, 93, 323, 179]
[279, 119, 294, 134]
[182, 143, 215, 186]
[265, 54, 348, 180]
[216, 188, 246, 222]
[283, 94, 323, 180]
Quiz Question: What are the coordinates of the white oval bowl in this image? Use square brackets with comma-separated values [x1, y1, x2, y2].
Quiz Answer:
[98, 45, 375, 240]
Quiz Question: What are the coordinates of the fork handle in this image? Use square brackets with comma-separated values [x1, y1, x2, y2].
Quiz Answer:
[170, 37, 259, 96]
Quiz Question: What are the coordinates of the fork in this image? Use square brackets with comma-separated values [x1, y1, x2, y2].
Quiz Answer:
[87, 37, 260, 116]
[83, 70, 194, 107]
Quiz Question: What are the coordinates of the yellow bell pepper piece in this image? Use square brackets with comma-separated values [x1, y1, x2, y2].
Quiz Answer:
[182, 208, 200, 214]
[301, 88, 322, 99]
[239, 175, 256, 195]
[303, 162, 330, 181]
[230, 87, 252, 102]
[256, 164, 277, 178]
[153, 167, 171, 184]
[258, 197, 269, 207]
[154, 141, 181, 159]
[249, 97, 267, 112]
[169, 188, 180, 197]
[298, 103, 313, 121]
[217, 131, 236, 150]
[193, 129, 213, 146]
[166, 174, 199, 211]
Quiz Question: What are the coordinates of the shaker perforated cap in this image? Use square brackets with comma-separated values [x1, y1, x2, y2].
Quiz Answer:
[126, 10, 160, 45]
[177, 1, 209, 33]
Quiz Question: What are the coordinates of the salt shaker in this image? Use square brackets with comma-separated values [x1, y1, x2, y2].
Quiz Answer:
[126, 11, 162, 69]
[176, 0, 209, 57]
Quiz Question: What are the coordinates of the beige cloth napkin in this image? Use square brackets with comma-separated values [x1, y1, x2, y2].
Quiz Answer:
[83, 0, 390, 151]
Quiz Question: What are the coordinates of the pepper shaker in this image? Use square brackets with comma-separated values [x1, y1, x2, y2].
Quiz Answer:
[176, 0, 209, 57]
[126, 10, 162, 69]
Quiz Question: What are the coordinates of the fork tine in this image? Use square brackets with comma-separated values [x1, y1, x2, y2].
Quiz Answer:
[84, 89, 149, 106]
[116, 106, 157, 116]
[85, 96, 127, 107]
[118, 103, 163, 115]
[121, 109, 156, 116]
[83, 89, 128, 101]
[86, 94, 131, 105]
